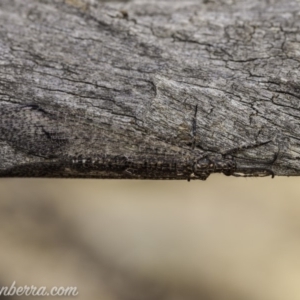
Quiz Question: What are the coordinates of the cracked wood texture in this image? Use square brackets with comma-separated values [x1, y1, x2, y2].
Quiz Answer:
[1, 0, 300, 180]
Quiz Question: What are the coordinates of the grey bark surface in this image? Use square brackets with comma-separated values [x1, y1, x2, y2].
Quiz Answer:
[1, 0, 300, 180]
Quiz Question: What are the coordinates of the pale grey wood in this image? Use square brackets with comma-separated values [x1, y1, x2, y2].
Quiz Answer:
[0, 0, 300, 179]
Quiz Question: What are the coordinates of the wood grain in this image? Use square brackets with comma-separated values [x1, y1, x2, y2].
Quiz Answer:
[1, 0, 300, 179]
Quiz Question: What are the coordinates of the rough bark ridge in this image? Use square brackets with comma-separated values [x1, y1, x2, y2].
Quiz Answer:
[1, 0, 300, 180]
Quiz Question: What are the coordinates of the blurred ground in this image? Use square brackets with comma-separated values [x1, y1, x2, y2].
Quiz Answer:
[0, 176, 300, 300]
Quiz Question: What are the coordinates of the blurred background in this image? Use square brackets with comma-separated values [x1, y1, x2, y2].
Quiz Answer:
[0, 177, 300, 300]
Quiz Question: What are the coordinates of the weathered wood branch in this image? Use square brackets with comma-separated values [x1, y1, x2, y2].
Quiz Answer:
[1, 0, 300, 180]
